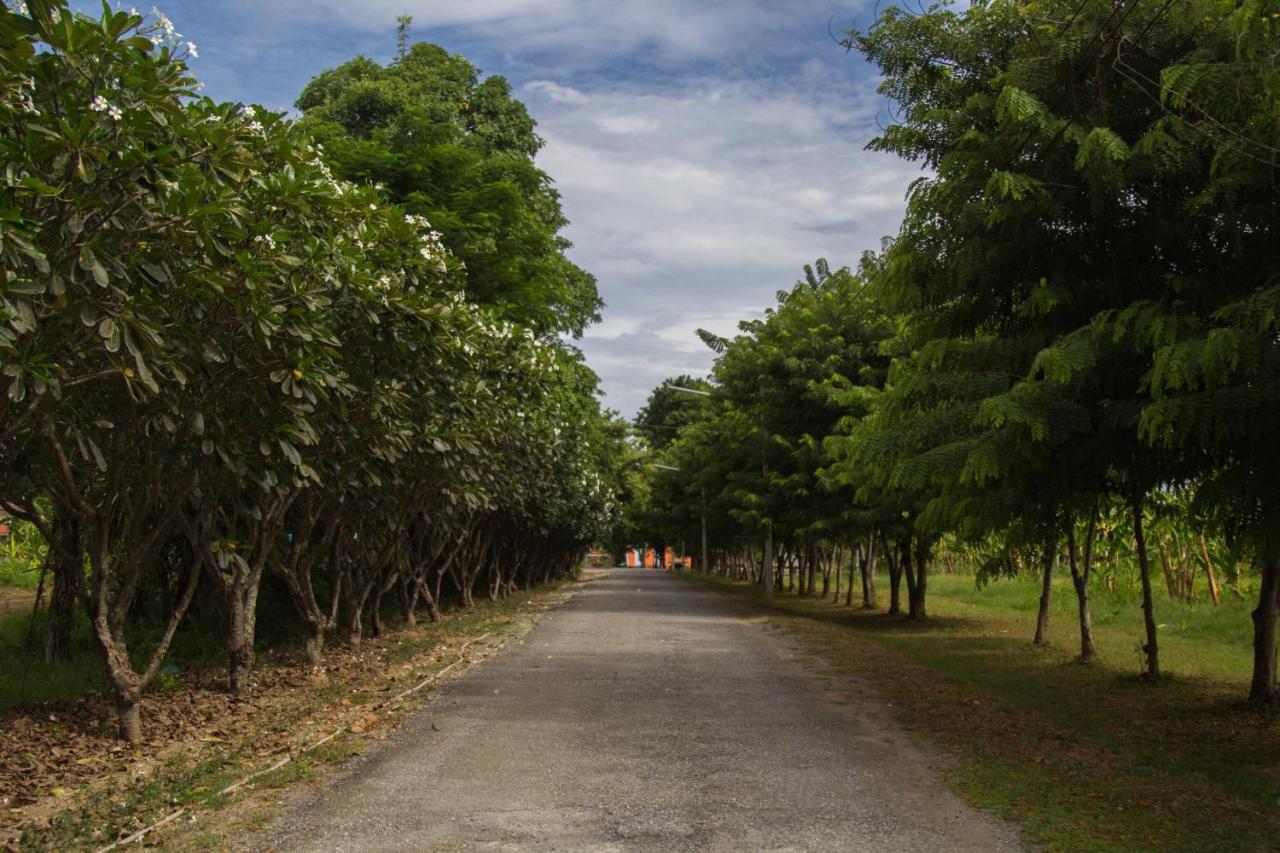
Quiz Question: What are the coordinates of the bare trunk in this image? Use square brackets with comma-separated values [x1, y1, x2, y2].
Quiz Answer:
[1199, 535, 1221, 605]
[861, 529, 879, 610]
[421, 573, 442, 623]
[117, 696, 141, 744]
[908, 538, 928, 619]
[1156, 535, 1179, 600]
[887, 548, 902, 617]
[403, 577, 420, 626]
[1249, 551, 1280, 704]
[762, 527, 774, 604]
[228, 588, 257, 694]
[1034, 545, 1055, 646]
[347, 604, 363, 649]
[44, 514, 80, 663]
[370, 591, 385, 638]
[303, 621, 325, 666]
[1131, 493, 1160, 680]
[1066, 519, 1098, 662]
[844, 542, 858, 607]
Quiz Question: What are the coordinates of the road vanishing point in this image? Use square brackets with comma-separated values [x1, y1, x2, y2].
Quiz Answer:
[262, 568, 1020, 852]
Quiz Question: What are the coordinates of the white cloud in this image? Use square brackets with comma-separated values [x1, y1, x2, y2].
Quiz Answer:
[141, 0, 913, 417]
[531, 70, 920, 414]
[592, 114, 661, 135]
[524, 80, 589, 104]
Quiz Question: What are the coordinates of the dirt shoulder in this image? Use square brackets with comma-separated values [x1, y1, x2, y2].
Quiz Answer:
[0, 587, 36, 618]
[4, 578, 589, 851]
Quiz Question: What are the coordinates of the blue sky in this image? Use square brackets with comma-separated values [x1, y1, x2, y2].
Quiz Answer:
[81, 1, 921, 417]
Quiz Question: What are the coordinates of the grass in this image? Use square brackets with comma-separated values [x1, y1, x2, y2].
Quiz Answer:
[0, 608, 107, 709]
[681, 569, 1280, 853]
[924, 572, 1256, 681]
[0, 555, 42, 591]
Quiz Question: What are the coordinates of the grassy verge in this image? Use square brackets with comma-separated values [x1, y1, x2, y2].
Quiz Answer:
[0, 556, 42, 591]
[679, 570, 1280, 852]
[6, 579, 580, 851]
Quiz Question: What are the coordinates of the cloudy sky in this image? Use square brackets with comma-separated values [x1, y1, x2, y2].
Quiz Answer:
[81, 1, 921, 417]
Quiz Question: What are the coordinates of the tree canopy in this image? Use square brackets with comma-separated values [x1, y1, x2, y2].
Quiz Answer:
[294, 43, 602, 337]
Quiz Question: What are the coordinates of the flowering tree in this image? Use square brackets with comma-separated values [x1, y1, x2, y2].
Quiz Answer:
[0, 1, 624, 739]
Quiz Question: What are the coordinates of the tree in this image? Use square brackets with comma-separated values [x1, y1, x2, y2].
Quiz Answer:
[634, 375, 711, 451]
[294, 43, 601, 337]
[0, 2, 622, 739]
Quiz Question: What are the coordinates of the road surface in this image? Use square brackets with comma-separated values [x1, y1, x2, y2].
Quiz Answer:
[262, 568, 1019, 851]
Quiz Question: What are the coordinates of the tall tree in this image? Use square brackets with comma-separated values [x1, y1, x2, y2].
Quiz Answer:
[295, 43, 601, 336]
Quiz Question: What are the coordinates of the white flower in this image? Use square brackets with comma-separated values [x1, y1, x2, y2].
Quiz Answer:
[13, 2, 29, 15]
[89, 95, 109, 112]
[245, 120, 263, 134]
[368, 203, 377, 211]
[185, 41, 197, 57]
[107, 104, 122, 121]
[152, 7, 174, 34]
[193, 82, 205, 91]
[239, 105, 256, 119]
[253, 234, 276, 250]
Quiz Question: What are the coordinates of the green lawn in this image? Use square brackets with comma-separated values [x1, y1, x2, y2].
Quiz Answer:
[910, 571, 1256, 683]
[684, 570, 1280, 853]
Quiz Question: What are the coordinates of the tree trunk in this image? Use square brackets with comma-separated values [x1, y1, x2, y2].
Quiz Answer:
[909, 538, 929, 619]
[370, 590, 385, 638]
[1034, 545, 1056, 646]
[810, 546, 820, 596]
[117, 695, 142, 744]
[1249, 551, 1280, 704]
[44, 514, 80, 663]
[844, 542, 858, 607]
[862, 529, 879, 610]
[402, 577, 420, 626]
[300, 618, 323, 665]
[1199, 535, 1221, 605]
[227, 587, 257, 694]
[1131, 492, 1160, 680]
[347, 604, 363, 649]
[1156, 535, 1179, 600]
[762, 527, 774, 603]
[887, 548, 902, 617]
[1066, 521, 1098, 662]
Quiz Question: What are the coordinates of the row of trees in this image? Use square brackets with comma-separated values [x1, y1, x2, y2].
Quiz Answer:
[624, 0, 1280, 703]
[0, 3, 622, 740]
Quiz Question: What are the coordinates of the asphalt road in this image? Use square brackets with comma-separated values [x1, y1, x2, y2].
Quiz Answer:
[262, 568, 1020, 852]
